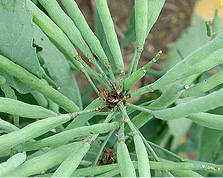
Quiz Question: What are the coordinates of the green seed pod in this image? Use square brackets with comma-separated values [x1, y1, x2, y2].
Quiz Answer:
[38, 0, 94, 60]
[26, 0, 90, 77]
[5, 142, 81, 177]
[117, 140, 136, 177]
[0, 118, 19, 133]
[184, 70, 223, 97]
[26, 0, 78, 58]
[131, 34, 223, 97]
[0, 75, 6, 86]
[149, 83, 184, 109]
[0, 97, 56, 119]
[23, 122, 120, 151]
[135, 0, 148, 48]
[52, 142, 90, 177]
[152, 36, 223, 90]
[0, 114, 71, 152]
[60, 0, 110, 69]
[31, 91, 48, 108]
[154, 87, 223, 120]
[98, 168, 120, 177]
[171, 170, 203, 177]
[0, 153, 26, 176]
[205, 21, 212, 37]
[72, 164, 118, 177]
[187, 112, 223, 130]
[212, 10, 222, 39]
[134, 134, 151, 177]
[95, 0, 124, 74]
[0, 55, 80, 112]
[124, 51, 161, 91]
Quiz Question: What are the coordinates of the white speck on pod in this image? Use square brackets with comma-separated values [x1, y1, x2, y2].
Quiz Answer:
[184, 84, 189, 89]
[202, 165, 205, 169]
[22, 2, 25, 8]
[57, 86, 61, 90]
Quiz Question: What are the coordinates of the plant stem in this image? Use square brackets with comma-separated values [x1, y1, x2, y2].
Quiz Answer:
[148, 141, 184, 162]
[126, 102, 153, 114]
[128, 47, 143, 76]
[130, 84, 154, 98]
[91, 58, 113, 86]
[75, 56, 111, 90]
[71, 106, 106, 118]
[69, 57, 99, 95]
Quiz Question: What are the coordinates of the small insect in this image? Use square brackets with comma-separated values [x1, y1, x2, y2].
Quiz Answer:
[101, 147, 116, 165]
[99, 84, 126, 108]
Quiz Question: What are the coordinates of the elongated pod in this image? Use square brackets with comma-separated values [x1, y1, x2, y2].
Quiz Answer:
[154, 87, 223, 120]
[124, 51, 161, 91]
[0, 97, 56, 119]
[134, 134, 151, 177]
[132, 38, 223, 97]
[0, 118, 19, 133]
[95, 0, 124, 74]
[187, 112, 223, 130]
[23, 122, 120, 151]
[135, 0, 148, 48]
[0, 55, 80, 112]
[38, 0, 94, 60]
[52, 142, 90, 177]
[117, 140, 136, 177]
[60, 0, 110, 69]
[0, 153, 26, 176]
[152, 35, 223, 90]
[5, 142, 81, 177]
[26, 0, 77, 58]
[184, 69, 223, 97]
[0, 114, 72, 152]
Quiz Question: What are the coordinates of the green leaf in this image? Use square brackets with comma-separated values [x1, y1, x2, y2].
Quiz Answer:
[33, 24, 82, 109]
[0, 0, 42, 77]
[163, 15, 207, 70]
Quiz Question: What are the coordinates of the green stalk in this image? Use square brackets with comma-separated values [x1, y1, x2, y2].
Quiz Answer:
[126, 103, 153, 114]
[74, 56, 111, 90]
[71, 159, 223, 177]
[124, 51, 161, 91]
[69, 58, 99, 95]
